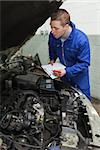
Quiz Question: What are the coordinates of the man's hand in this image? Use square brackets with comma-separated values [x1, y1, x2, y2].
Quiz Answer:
[48, 60, 54, 65]
[53, 68, 66, 77]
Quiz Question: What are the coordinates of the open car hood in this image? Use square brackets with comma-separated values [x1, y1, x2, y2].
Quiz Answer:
[1, 0, 62, 51]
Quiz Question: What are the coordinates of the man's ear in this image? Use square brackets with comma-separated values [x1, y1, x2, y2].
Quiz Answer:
[66, 23, 69, 27]
[64, 24, 69, 29]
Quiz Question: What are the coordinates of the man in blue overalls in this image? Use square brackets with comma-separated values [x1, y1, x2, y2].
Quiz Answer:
[48, 9, 91, 101]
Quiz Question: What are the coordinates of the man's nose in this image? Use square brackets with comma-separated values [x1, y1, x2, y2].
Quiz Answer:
[51, 28, 55, 34]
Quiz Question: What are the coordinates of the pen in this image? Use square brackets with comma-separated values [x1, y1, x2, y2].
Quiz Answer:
[53, 70, 61, 73]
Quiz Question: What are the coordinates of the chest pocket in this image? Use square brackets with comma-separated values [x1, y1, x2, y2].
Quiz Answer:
[54, 43, 61, 49]
[64, 47, 78, 61]
[53, 43, 62, 55]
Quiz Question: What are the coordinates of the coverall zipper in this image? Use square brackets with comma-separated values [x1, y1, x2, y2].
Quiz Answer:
[61, 42, 66, 66]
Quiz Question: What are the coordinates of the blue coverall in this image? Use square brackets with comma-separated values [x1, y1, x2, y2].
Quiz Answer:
[48, 22, 91, 100]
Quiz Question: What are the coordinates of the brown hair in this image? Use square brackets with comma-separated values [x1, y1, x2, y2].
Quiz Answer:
[51, 9, 70, 26]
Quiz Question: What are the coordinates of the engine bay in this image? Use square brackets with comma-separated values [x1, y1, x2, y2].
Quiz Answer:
[0, 53, 98, 150]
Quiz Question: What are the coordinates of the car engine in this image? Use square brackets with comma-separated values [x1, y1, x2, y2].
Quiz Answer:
[1, 53, 99, 150]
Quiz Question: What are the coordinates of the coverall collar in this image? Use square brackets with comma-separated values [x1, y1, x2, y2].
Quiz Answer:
[65, 21, 75, 41]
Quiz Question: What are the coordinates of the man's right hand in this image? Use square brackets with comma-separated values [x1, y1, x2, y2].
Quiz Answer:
[48, 60, 54, 65]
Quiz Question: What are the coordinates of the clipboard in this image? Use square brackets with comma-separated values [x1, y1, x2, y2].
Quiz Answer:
[41, 63, 66, 79]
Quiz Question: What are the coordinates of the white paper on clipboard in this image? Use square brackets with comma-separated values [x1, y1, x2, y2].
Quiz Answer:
[41, 63, 66, 79]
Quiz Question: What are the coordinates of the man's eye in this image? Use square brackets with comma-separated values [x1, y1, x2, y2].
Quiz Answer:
[55, 28, 59, 30]
[51, 27, 59, 30]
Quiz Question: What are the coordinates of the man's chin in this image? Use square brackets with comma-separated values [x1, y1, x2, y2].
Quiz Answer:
[54, 35, 60, 39]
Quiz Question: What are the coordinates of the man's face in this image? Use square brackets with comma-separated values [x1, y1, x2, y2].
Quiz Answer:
[50, 20, 67, 39]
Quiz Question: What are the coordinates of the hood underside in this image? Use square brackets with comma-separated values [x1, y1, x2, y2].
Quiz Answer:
[1, 1, 62, 51]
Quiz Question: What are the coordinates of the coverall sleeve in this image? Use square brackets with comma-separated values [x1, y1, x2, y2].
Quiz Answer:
[66, 40, 90, 78]
[48, 33, 57, 61]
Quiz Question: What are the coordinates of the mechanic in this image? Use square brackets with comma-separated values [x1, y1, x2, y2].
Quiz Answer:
[48, 9, 91, 100]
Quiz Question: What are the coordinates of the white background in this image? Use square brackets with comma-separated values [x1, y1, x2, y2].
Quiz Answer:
[36, 0, 100, 35]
